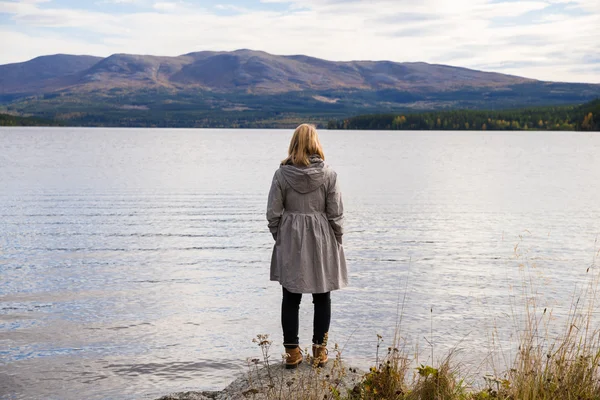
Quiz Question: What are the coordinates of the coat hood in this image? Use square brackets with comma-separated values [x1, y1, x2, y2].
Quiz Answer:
[280, 155, 326, 194]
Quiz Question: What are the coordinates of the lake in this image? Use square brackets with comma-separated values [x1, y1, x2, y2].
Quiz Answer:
[1, 128, 599, 399]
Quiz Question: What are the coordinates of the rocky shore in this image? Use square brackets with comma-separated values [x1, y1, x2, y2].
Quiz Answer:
[157, 359, 366, 400]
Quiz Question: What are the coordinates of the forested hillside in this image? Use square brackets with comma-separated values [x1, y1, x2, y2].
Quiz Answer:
[2, 51, 600, 128]
[327, 99, 600, 131]
[0, 113, 61, 126]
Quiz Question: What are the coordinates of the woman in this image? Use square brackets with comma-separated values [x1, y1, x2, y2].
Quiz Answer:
[266, 123, 348, 369]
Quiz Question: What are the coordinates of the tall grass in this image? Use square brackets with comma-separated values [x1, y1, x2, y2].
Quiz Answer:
[492, 242, 600, 400]
[246, 245, 600, 399]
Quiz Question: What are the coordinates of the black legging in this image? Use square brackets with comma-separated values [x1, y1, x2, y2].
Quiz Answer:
[281, 286, 331, 349]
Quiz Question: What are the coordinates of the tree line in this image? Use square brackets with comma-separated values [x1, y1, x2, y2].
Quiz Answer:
[327, 99, 599, 131]
[0, 113, 62, 127]
[3, 99, 598, 131]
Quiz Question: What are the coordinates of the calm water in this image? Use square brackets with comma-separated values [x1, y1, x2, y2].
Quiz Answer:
[1, 128, 599, 399]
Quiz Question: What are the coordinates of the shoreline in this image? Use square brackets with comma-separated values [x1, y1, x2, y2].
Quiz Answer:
[156, 360, 366, 400]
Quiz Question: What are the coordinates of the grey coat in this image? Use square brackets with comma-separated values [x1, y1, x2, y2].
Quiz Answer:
[267, 155, 348, 294]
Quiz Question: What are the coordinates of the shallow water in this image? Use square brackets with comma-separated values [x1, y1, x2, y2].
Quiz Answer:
[1, 128, 599, 399]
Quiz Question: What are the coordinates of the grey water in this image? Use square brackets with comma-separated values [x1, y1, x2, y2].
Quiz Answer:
[1, 128, 599, 399]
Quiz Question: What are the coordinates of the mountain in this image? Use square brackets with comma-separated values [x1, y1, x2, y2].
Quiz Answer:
[1, 49, 534, 95]
[1, 49, 599, 128]
[0, 54, 102, 95]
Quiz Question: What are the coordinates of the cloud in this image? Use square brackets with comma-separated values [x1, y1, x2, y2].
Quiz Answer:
[213, 4, 249, 13]
[98, 0, 143, 3]
[0, 28, 113, 63]
[0, 0, 598, 83]
[0, 1, 35, 12]
[152, 1, 178, 11]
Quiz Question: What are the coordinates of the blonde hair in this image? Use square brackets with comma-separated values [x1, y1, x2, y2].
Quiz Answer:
[281, 124, 325, 166]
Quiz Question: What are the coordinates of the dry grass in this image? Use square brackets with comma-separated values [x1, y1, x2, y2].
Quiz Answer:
[246, 245, 600, 399]
[243, 335, 363, 400]
[486, 243, 600, 400]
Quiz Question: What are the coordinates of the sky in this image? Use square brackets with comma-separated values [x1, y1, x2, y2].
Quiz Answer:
[0, 0, 599, 83]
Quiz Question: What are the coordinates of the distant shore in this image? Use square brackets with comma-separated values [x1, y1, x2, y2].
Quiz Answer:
[327, 99, 599, 131]
[2, 98, 598, 130]
[0, 113, 62, 127]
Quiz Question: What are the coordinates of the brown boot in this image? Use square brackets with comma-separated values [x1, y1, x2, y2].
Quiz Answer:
[284, 346, 303, 369]
[312, 344, 328, 367]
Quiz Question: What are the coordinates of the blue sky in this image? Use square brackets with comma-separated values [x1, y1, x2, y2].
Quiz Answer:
[0, 0, 599, 83]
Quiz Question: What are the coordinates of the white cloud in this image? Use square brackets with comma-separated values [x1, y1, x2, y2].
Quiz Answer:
[152, 1, 177, 11]
[0, 29, 113, 63]
[97, 0, 145, 4]
[0, 0, 598, 83]
[103, 0, 142, 3]
[474, 1, 548, 17]
[214, 4, 248, 12]
[0, 1, 37, 12]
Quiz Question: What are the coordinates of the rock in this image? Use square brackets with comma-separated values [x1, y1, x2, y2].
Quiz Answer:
[156, 358, 366, 400]
[156, 391, 218, 400]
